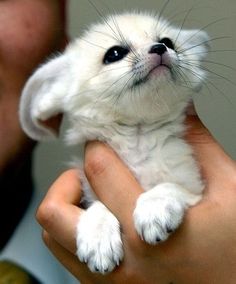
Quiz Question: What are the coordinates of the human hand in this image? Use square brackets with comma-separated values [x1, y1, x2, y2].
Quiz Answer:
[37, 112, 236, 284]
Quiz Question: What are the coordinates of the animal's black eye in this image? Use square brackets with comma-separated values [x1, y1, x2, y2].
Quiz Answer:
[159, 38, 175, 50]
[103, 46, 130, 64]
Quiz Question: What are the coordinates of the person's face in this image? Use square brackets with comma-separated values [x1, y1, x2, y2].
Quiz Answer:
[0, 0, 66, 170]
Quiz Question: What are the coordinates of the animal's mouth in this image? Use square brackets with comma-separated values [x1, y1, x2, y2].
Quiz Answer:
[132, 64, 171, 88]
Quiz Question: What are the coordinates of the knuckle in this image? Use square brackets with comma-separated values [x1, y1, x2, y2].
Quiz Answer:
[85, 147, 111, 180]
[36, 199, 58, 229]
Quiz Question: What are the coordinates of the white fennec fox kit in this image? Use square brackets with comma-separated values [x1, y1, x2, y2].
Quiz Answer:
[19, 11, 208, 274]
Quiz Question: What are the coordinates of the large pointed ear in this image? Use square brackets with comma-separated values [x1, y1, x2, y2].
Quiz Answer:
[19, 54, 70, 141]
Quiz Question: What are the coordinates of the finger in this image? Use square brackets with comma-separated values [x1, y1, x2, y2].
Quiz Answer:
[185, 103, 211, 141]
[185, 114, 212, 144]
[42, 231, 95, 283]
[43, 231, 134, 284]
[84, 141, 143, 234]
[184, 105, 235, 186]
[42, 169, 82, 204]
[36, 169, 83, 254]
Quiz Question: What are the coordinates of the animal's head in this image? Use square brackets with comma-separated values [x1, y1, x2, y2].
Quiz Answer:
[20, 12, 209, 141]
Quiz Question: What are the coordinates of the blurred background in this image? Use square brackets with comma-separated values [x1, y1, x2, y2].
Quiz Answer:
[34, 0, 236, 192]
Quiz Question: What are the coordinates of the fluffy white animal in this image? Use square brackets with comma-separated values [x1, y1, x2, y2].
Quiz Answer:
[19, 11, 208, 274]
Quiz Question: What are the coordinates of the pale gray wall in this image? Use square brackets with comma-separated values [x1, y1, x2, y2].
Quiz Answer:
[34, 0, 236, 192]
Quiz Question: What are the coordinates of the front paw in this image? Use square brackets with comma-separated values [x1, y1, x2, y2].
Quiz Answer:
[76, 202, 123, 274]
[133, 185, 187, 244]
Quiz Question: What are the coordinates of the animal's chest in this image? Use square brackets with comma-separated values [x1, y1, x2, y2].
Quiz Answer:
[105, 126, 173, 191]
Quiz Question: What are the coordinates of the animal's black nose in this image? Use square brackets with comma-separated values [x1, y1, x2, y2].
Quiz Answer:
[149, 44, 167, 55]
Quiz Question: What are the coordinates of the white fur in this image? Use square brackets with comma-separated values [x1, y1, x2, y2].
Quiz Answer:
[76, 201, 123, 273]
[19, 12, 208, 274]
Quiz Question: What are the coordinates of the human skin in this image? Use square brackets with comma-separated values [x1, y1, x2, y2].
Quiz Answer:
[0, 0, 66, 247]
[37, 112, 236, 284]
[0, 0, 66, 172]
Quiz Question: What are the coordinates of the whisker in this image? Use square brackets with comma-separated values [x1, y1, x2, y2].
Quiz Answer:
[99, 70, 132, 101]
[182, 49, 236, 57]
[153, 0, 171, 32]
[80, 38, 107, 50]
[86, 0, 121, 43]
[189, 59, 236, 72]
[177, 36, 231, 54]
[181, 61, 236, 87]
[174, 5, 195, 47]
[156, 0, 171, 22]
[113, 72, 136, 107]
[88, 66, 130, 82]
[174, 66, 199, 89]
[178, 63, 234, 105]
[177, 17, 229, 51]
[92, 30, 120, 42]
[85, 70, 131, 117]
[157, 10, 192, 36]
[109, 13, 140, 60]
